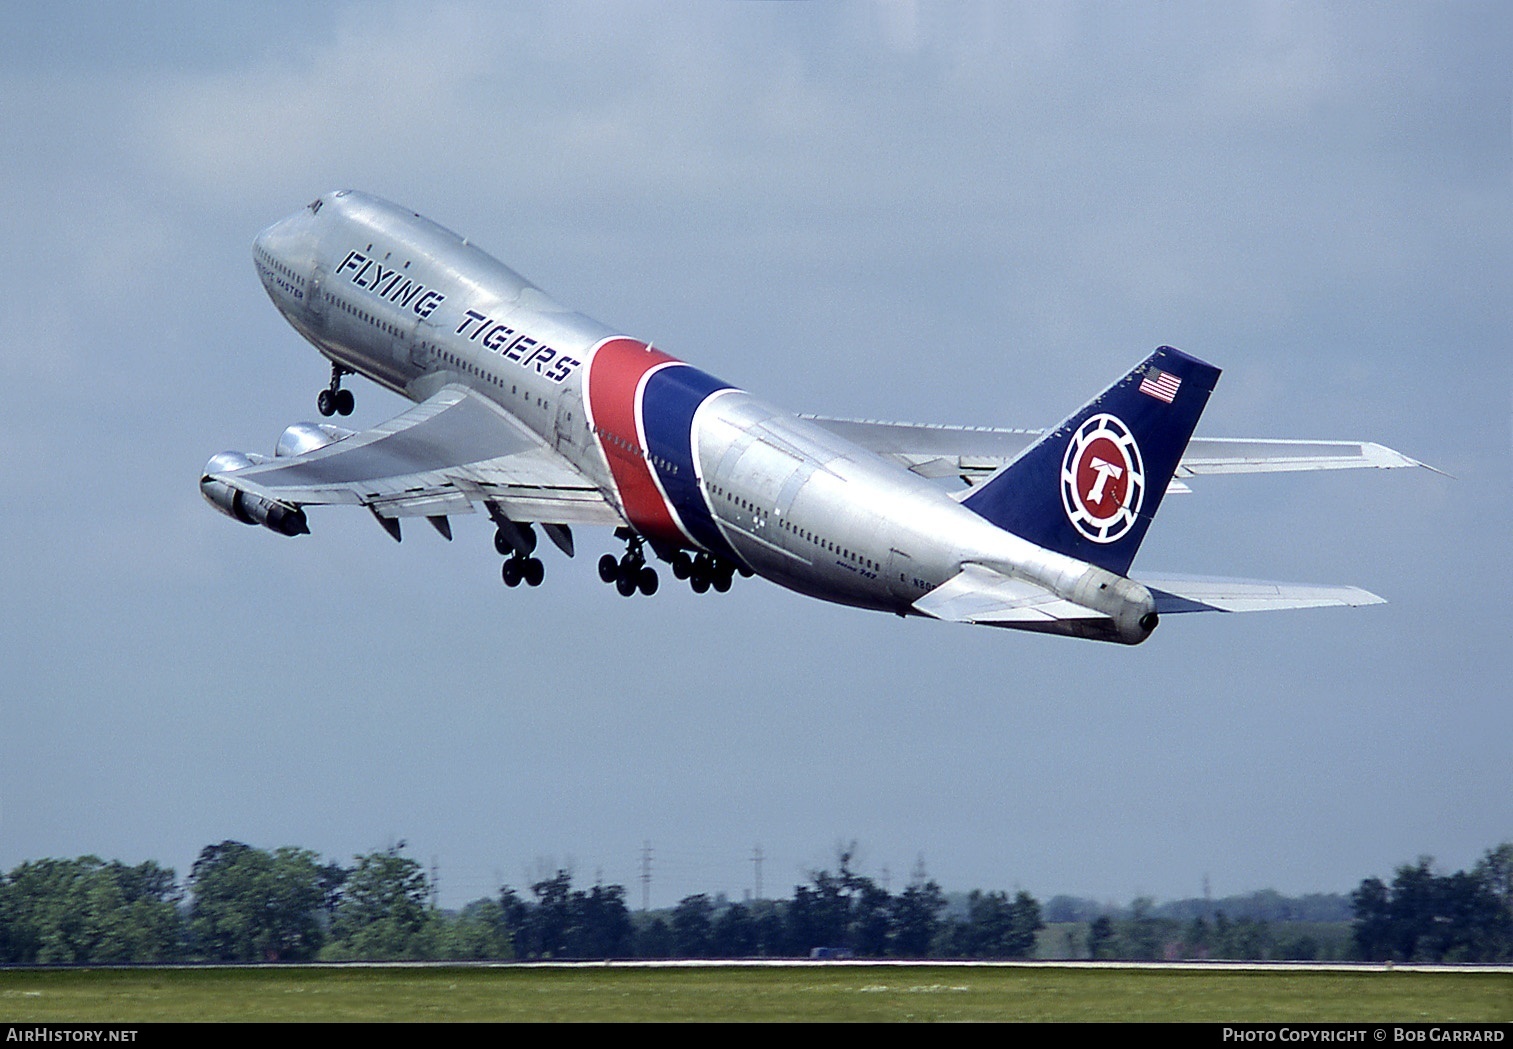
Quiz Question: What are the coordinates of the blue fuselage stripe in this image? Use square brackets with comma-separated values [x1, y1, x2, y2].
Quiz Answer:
[641, 364, 739, 559]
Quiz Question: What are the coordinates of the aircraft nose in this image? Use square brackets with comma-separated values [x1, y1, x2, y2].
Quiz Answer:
[253, 214, 295, 261]
[252, 209, 317, 283]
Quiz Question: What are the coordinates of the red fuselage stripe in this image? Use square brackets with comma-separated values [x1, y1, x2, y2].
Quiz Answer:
[587, 337, 685, 544]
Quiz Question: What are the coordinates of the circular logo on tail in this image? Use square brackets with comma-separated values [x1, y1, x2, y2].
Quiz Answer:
[1060, 413, 1145, 543]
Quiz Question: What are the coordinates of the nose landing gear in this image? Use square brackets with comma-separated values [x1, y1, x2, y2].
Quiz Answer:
[317, 363, 355, 417]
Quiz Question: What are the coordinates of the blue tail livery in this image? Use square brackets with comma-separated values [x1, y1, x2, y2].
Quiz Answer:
[961, 347, 1221, 577]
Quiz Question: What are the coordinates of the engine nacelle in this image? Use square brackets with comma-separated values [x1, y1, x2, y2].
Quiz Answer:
[200, 451, 309, 536]
[276, 422, 354, 458]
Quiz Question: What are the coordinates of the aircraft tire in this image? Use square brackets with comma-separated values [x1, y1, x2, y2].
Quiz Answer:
[615, 573, 637, 597]
[638, 567, 658, 596]
[335, 388, 355, 416]
[598, 554, 618, 583]
[712, 574, 731, 593]
[523, 558, 544, 587]
[690, 575, 710, 594]
[495, 530, 512, 556]
[317, 389, 336, 417]
[502, 559, 523, 587]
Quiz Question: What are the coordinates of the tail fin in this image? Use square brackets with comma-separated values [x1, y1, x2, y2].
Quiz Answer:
[962, 346, 1220, 576]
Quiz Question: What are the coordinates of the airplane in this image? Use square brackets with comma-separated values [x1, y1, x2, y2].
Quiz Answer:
[202, 190, 1426, 645]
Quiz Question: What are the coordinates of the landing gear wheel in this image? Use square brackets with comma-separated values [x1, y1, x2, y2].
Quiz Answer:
[598, 554, 619, 584]
[712, 573, 731, 593]
[690, 574, 710, 594]
[523, 557, 544, 587]
[605, 531, 660, 597]
[321, 363, 352, 418]
[501, 558, 523, 587]
[672, 552, 693, 580]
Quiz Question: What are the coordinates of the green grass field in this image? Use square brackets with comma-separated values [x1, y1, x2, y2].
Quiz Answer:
[2, 964, 1509, 1022]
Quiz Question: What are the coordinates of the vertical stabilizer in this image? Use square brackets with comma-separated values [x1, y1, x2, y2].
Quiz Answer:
[962, 346, 1220, 576]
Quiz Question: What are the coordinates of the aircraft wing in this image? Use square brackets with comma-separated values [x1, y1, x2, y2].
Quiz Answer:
[805, 416, 1426, 490]
[204, 385, 623, 527]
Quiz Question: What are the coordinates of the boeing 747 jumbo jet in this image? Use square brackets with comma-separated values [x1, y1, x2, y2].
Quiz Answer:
[202, 191, 1424, 644]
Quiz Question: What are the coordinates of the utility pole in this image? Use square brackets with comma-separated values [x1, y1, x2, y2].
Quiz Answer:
[751, 844, 764, 901]
[640, 842, 653, 911]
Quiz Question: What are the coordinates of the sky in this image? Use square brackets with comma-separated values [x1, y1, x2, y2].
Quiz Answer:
[1, 1, 1508, 912]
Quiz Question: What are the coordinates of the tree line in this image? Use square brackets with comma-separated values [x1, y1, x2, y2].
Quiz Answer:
[1, 840, 1508, 964]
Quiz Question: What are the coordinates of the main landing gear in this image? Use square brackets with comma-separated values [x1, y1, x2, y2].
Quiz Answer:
[317, 363, 355, 417]
[671, 550, 736, 594]
[599, 531, 659, 597]
[596, 530, 748, 598]
[494, 518, 545, 588]
[501, 552, 544, 588]
[479, 503, 574, 591]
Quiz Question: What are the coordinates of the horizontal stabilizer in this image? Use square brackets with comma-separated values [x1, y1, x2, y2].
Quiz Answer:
[913, 564, 1101, 625]
[1139, 574, 1385, 614]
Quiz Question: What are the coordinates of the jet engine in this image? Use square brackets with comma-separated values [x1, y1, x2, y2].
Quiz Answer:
[275, 421, 354, 458]
[199, 451, 309, 536]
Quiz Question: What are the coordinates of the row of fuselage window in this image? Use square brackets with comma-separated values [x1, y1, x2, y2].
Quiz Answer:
[433, 345, 548, 410]
[704, 482, 879, 572]
[593, 426, 681, 477]
[257, 246, 306, 288]
[256, 251, 305, 301]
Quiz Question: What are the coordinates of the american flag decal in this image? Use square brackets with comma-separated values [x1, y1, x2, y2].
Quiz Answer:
[1138, 367, 1181, 403]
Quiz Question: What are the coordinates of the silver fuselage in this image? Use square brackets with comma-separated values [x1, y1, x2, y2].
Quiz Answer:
[254, 191, 1148, 634]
